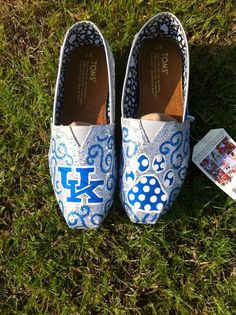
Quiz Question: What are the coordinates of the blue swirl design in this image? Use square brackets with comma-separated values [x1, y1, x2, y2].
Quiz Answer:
[107, 136, 114, 150]
[160, 131, 183, 169]
[122, 127, 137, 158]
[107, 174, 115, 191]
[105, 199, 113, 214]
[86, 135, 114, 173]
[183, 128, 190, 157]
[67, 205, 90, 228]
[97, 134, 109, 142]
[91, 213, 104, 226]
[55, 178, 62, 195]
[49, 136, 74, 195]
[97, 134, 114, 150]
[106, 152, 117, 192]
[51, 138, 73, 166]
[142, 213, 159, 224]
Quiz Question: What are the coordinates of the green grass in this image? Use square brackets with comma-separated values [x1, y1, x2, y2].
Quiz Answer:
[1, 0, 236, 314]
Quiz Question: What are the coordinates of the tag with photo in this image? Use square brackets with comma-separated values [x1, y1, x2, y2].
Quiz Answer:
[192, 129, 236, 200]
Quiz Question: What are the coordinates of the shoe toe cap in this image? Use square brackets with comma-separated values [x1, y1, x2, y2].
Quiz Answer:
[58, 198, 114, 229]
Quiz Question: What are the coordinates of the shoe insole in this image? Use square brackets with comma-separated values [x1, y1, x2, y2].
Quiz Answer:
[138, 38, 183, 122]
[59, 45, 108, 125]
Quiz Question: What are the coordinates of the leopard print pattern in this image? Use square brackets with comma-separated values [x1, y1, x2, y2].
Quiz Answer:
[123, 13, 188, 118]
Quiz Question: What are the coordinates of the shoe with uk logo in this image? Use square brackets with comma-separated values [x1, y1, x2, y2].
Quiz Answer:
[48, 21, 116, 229]
[120, 12, 194, 224]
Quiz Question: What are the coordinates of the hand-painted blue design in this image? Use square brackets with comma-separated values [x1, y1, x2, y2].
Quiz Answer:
[107, 174, 115, 191]
[107, 136, 114, 150]
[122, 127, 137, 158]
[97, 134, 114, 150]
[163, 170, 174, 187]
[58, 166, 104, 203]
[107, 151, 117, 192]
[127, 175, 168, 211]
[97, 134, 109, 142]
[125, 167, 135, 184]
[51, 137, 73, 166]
[49, 137, 74, 195]
[178, 166, 187, 181]
[142, 212, 159, 224]
[55, 179, 62, 195]
[137, 154, 149, 172]
[183, 128, 190, 157]
[91, 213, 104, 226]
[160, 131, 183, 169]
[86, 135, 114, 173]
[105, 199, 113, 214]
[153, 154, 166, 173]
[66, 205, 90, 228]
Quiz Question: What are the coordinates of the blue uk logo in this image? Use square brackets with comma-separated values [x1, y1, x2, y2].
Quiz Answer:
[58, 166, 104, 203]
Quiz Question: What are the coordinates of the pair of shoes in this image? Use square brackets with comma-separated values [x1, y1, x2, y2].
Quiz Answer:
[48, 12, 193, 229]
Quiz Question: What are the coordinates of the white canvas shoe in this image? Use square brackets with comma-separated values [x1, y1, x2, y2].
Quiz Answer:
[120, 12, 194, 224]
[48, 21, 116, 229]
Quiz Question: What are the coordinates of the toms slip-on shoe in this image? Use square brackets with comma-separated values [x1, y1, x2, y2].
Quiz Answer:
[48, 22, 116, 229]
[120, 12, 194, 224]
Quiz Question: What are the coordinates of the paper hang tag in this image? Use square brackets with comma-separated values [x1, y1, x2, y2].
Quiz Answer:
[192, 129, 236, 200]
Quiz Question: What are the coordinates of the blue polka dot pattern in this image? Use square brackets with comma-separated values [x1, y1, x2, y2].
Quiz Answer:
[164, 170, 174, 187]
[137, 154, 149, 172]
[153, 154, 166, 172]
[127, 175, 168, 211]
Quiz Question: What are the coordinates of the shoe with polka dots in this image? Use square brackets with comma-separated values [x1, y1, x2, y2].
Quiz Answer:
[120, 12, 193, 224]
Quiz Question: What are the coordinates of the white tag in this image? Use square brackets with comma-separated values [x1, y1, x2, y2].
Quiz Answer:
[192, 129, 236, 200]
